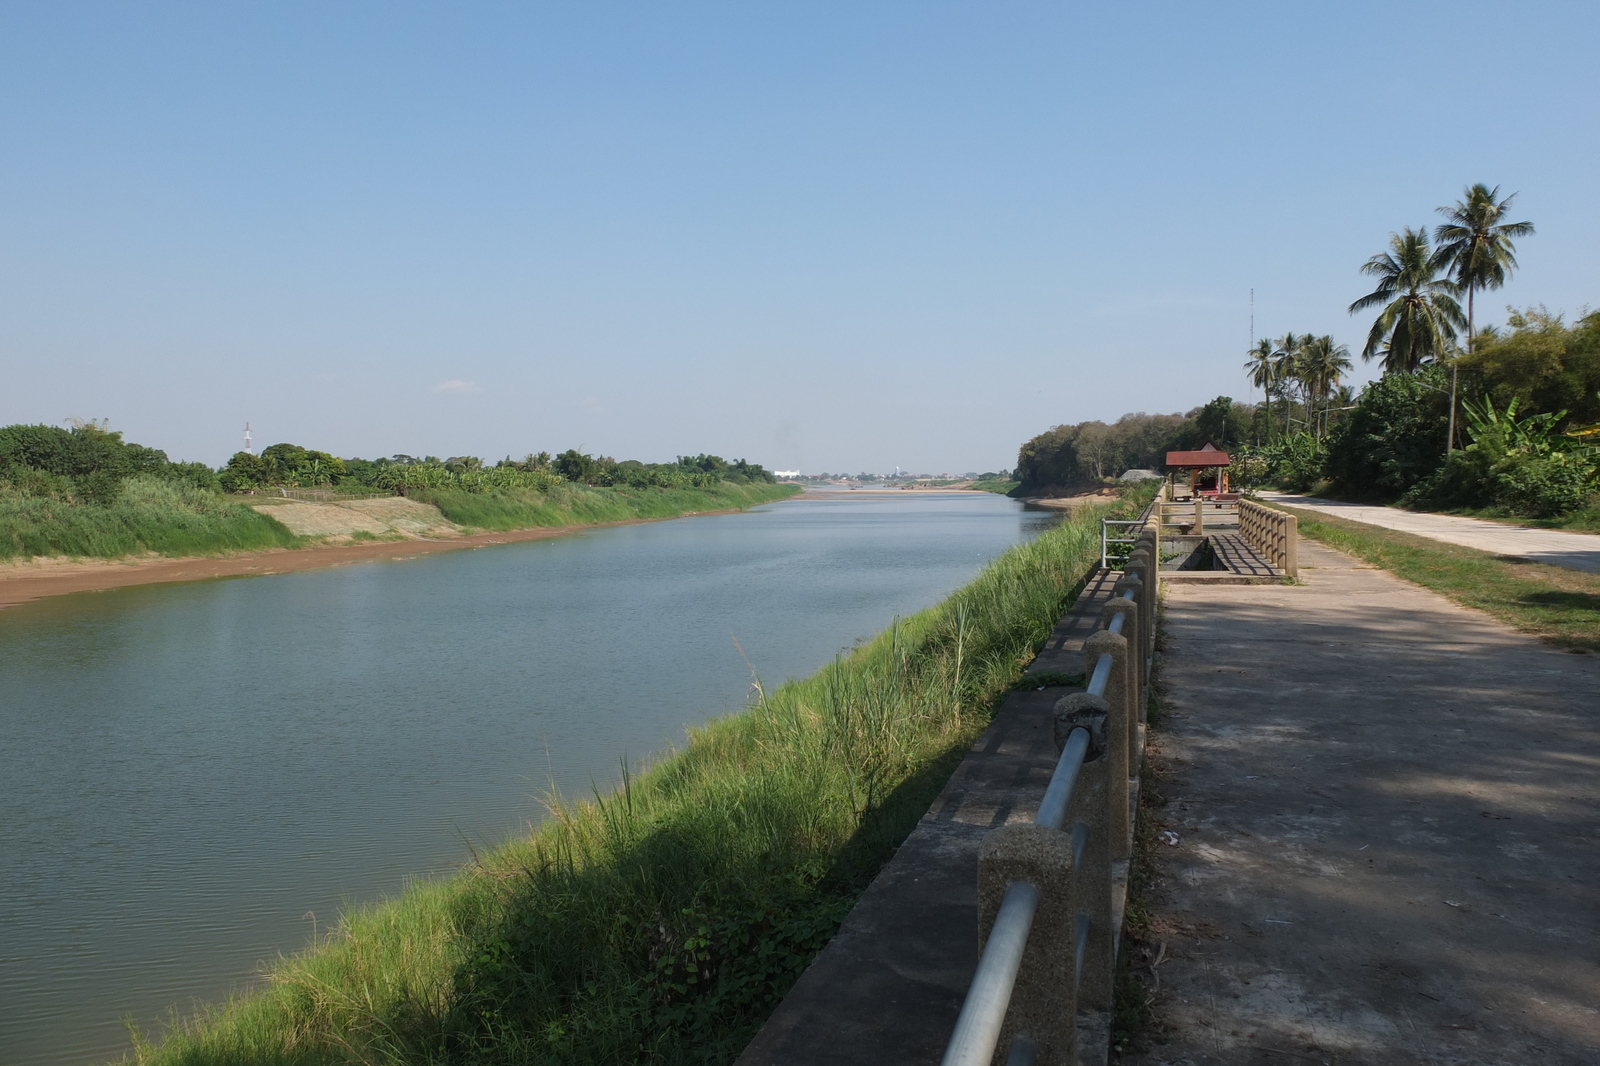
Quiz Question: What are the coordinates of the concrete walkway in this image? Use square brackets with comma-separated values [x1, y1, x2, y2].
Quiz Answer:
[1133, 539, 1600, 1065]
[1260, 492, 1600, 575]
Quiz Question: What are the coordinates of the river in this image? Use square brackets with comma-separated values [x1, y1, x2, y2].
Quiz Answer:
[0, 490, 1058, 1065]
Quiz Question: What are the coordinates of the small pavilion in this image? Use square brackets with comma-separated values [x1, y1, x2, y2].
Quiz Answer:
[1165, 441, 1234, 499]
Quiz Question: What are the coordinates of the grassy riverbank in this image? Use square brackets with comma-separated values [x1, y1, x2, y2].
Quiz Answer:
[0, 477, 302, 561]
[1275, 503, 1600, 652]
[412, 480, 799, 531]
[0, 481, 800, 562]
[126, 498, 1128, 1066]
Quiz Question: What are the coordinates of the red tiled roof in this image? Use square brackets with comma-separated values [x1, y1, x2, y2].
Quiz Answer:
[1166, 450, 1231, 467]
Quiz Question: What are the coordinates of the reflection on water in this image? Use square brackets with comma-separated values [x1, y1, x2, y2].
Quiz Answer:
[0, 492, 1057, 1065]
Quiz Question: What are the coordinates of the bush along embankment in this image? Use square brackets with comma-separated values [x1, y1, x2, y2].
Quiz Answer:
[413, 480, 799, 532]
[125, 497, 1130, 1066]
[0, 420, 302, 561]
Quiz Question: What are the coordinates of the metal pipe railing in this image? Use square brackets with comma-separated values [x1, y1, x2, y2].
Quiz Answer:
[942, 882, 1042, 1066]
[942, 578, 1146, 1066]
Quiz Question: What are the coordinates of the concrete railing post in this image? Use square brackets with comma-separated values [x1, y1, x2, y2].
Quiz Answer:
[1284, 513, 1299, 580]
[1128, 540, 1157, 674]
[978, 825, 1079, 1066]
[1053, 693, 1114, 1015]
[1193, 497, 1204, 536]
[1082, 630, 1130, 862]
[1103, 591, 1142, 748]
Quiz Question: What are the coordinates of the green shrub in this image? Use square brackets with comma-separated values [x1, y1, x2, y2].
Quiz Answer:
[1493, 454, 1593, 518]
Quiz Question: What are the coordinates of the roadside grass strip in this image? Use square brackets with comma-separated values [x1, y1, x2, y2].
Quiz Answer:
[1272, 503, 1600, 652]
[125, 497, 1134, 1066]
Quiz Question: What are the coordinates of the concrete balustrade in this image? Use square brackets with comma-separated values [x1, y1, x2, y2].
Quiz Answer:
[945, 499, 1160, 1066]
[1237, 499, 1299, 578]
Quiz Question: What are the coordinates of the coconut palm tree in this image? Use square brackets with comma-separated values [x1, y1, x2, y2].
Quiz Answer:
[1348, 228, 1465, 374]
[1272, 333, 1307, 435]
[1434, 184, 1534, 452]
[1243, 338, 1277, 439]
[1298, 335, 1353, 437]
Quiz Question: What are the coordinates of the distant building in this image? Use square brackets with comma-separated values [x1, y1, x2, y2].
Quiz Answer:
[774, 470, 801, 478]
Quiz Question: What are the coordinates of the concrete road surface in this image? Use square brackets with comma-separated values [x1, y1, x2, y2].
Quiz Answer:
[1260, 492, 1600, 576]
[1128, 538, 1600, 1065]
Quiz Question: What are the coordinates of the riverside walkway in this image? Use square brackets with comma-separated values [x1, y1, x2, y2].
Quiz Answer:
[1260, 491, 1600, 575]
[1136, 537, 1600, 1065]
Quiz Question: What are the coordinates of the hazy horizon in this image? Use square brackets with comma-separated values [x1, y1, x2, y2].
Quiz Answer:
[3, 2, 1595, 471]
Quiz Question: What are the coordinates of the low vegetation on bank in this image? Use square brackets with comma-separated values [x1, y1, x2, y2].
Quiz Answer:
[125, 495, 1134, 1066]
[1274, 503, 1600, 652]
[413, 481, 795, 532]
[0, 421, 791, 561]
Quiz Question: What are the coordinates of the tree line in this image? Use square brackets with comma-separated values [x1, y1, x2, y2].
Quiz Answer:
[0, 427, 775, 507]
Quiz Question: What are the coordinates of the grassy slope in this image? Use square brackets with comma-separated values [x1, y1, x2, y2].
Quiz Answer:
[1273, 503, 1600, 652]
[127, 500, 1124, 1066]
[0, 481, 800, 562]
[0, 477, 302, 561]
[411, 481, 799, 531]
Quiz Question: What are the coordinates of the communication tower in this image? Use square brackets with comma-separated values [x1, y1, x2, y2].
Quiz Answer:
[243, 422, 254, 455]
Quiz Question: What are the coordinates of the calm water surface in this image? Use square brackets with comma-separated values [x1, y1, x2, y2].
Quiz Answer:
[0, 492, 1057, 1065]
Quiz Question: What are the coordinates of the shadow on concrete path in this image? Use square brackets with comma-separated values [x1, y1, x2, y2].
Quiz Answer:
[1130, 539, 1600, 1066]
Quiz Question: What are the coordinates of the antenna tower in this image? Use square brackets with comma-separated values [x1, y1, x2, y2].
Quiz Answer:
[243, 422, 254, 455]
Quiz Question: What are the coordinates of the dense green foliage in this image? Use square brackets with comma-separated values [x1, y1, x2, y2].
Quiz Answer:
[1322, 365, 1453, 496]
[220, 446, 776, 494]
[0, 422, 219, 503]
[1461, 308, 1600, 429]
[126, 499, 1130, 1066]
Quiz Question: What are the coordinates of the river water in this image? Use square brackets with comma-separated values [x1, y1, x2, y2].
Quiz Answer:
[0, 491, 1058, 1065]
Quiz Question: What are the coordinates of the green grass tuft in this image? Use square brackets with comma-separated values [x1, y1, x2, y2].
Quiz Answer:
[124, 500, 1126, 1066]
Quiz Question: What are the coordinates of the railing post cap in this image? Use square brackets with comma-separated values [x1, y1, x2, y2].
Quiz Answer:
[1084, 629, 1127, 656]
[1053, 692, 1109, 759]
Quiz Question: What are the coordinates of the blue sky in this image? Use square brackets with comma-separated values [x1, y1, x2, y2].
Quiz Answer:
[1, 2, 1595, 472]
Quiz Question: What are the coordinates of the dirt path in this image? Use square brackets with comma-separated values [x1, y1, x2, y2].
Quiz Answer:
[0, 510, 748, 611]
[1130, 538, 1600, 1064]
[1262, 491, 1600, 575]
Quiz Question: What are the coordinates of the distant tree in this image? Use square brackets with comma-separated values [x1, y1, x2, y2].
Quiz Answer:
[1462, 307, 1600, 430]
[1298, 336, 1354, 437]
[1434, 184, 1535, 452]
[1270, 333, 1308, 435]
[554, 449, 601, 483]
[1348, 228, 1465, 375]
[219, 451, 270, 492]
[1243, 339, 1278, 439]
